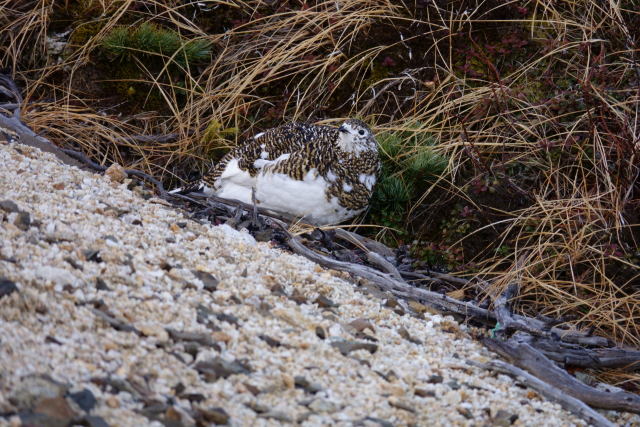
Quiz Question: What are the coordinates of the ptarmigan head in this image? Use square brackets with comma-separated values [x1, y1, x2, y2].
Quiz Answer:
[337, 119, 377, 154]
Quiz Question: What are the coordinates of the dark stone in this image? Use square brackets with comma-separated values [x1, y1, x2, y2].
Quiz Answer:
[362, 416, 394, 427]
[103, 235, 118, 243]
[245, 401, 269, 413]
[95, 278, 111, 291]
[270, 283, 287, 296]
[374, 370, 397, 382]
[195, 357, 251, 382]
[0, 278, 18, 298]
[314, 295, 338, 308]
[414, 388, 435, 398]
[457, 407, 473, 419]
[397, 327, 422, 345]
[74, 415, 110, 427]
[427, 374, 443, 384]
[0, 200, 20, 213]
[172, 382, 185, 395]
[139, 400, 168, 420]
[243, 382, 260, 396]
[64, 257, 83, 271]
[389, 399, 416, 413]
[19, 411, 68, 427]
[14, 211, 31, 230]
[83, 250, 102, 263]
[68, 389, 96, 412]
[45, 336, 62, 345]
[195, 407, 230, 425]
[90, 377, 139, 398]
[214, 312, 239, 326]
[183, 342, 199, 358]
[195, 304, 220, 330]
[315, 326, 326, 340]
[294, 376, 323, 394]
[181, 393, 206, 403]
[166, 328, 221, 350]
[258, 334, 281, 348]
[493, 409, 518, 426]
[330, 340, 378, 356]
[447, 380, 461, 390]
[191, 270, 219, 292]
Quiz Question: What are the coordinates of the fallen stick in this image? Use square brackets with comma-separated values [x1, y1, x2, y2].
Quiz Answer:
[483, 338, 640, 413]
[470, 358, 614, 427]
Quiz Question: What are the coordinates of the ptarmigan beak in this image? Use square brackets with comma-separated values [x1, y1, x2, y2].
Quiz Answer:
[338, 125, 348, 133]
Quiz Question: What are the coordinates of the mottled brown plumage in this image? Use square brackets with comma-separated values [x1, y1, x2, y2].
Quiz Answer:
[172, 119, 380, 224]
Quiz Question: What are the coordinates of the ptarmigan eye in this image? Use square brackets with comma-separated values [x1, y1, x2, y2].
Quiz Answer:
[358, 130, 365, 136]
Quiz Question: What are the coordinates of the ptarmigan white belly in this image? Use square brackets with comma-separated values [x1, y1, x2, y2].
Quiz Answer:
[212, 162, 357, 225]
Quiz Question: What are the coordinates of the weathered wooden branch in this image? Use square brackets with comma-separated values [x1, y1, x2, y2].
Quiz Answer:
[470, 358, 615, 427]
[494, 282, 555, 338]
[514, 333, 640, 369]
[281, 228, 497, 325]
[483, 338, 640, 413]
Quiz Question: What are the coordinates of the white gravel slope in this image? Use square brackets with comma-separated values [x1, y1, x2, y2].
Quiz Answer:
[0, 140, 596, 426]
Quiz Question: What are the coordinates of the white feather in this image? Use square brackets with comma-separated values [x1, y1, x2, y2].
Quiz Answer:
[358, 173, 376, 190]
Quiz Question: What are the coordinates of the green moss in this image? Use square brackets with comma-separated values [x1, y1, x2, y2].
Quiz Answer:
[67, 21, 104, 48]
[362, 62, 390, 89]
[201, 120, 238, 160]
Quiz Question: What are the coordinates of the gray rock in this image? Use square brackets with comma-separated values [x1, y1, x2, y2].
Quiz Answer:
[0, 200, 20, 213]
[294, 376, 323, 394]
[75, 415, 110, 427]
[258, 410, 293, 422]
[0, 278, 18, 298]
[427, 374, 443, 384]
[330, 340, 378, 356]
[14, 211, 31, 230]
[195, 357, 251, 382]
[191, 270, 219, 291]
[362, 416, 394, 427]
[9, 374, 69, 410]
[493, 409, 518, 426]
[414, 388, 435, 398]
[195, 406, 230, 425]
[308, 397, 339, 413]
[314, 295, 338, 308]
[166, 328, 221, 350]
[19, 411, 69, 427]
[68, 388, 96, 412]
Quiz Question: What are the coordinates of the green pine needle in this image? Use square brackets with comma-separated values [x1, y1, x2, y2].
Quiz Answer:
[102, 22, 211, 68]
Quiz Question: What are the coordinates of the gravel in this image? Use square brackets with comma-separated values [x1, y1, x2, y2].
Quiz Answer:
[1, 139, 637, 426]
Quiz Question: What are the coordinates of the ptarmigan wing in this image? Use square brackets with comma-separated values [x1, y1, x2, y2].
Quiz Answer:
[205, 122, 337, 187]
[170, 122, 337, 196]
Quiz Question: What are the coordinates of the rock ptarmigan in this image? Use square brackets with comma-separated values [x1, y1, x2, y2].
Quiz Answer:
[171, 119, 380, 225]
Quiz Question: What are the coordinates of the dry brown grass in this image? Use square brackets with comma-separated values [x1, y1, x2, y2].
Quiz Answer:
[1, 0, 638, 383]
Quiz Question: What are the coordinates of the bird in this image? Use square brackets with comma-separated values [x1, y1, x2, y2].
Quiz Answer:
[170, 119, 380, 225]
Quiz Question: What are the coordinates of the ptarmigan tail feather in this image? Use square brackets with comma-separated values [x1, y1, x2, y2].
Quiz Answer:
[168, 181, 208, 195]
